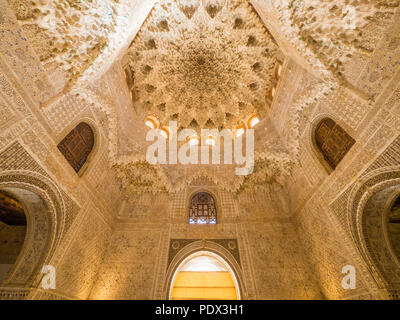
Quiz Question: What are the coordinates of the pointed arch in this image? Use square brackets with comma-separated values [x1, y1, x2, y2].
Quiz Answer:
[164, 240, 246, 300]
[0, 170, 66, 297]
[348, 167, 400, 299]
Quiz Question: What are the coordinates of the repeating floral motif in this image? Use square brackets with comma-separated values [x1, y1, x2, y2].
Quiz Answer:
[1, 0, 400, 301]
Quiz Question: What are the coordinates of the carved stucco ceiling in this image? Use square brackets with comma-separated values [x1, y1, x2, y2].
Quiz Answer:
[109, 115, 294, 194]
[128, 0, 280, 131]
[7, 0, 399, 195]
[8, 0, 117, 88]
[287, 0, 400, 81]
[8, 0, 154, 94]
[252, 0, 400, 88]
[101, 0, 294, 194]
[67, 1, 400, 195]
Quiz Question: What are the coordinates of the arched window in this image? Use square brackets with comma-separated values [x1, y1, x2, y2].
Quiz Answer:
[314, 118, 355, 170]
[189, 192, 217, 224]
[388, 195, 400, 261]
[0, 191, 27, 285]
[170, 251, 239, 300]
[57, 122, 94, 173]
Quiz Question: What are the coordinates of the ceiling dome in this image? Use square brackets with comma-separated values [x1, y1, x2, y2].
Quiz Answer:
[128, 0, 280, 131]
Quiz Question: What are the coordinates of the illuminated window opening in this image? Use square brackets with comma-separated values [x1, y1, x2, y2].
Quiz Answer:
[170, 251, 240, 300]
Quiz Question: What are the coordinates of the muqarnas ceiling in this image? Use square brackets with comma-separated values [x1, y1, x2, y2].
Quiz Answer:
[128, 0, 281, 132]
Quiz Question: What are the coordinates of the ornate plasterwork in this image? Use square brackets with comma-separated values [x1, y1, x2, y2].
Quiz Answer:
[259, 0, 400, 85]
[109, 119, 296, 194]
[113, 152, 294, 194]
[0, 168, 69, 288]
[128, 0, 280, 131]
[288, 0, 399, 79]
[342, 167, 400, 298]
[31, 0, 398, 196]
[163, 240, 246, 299]
[7, 0, 155, 94]
[62, 1, 294, 195]
[8, 0, 117, 89]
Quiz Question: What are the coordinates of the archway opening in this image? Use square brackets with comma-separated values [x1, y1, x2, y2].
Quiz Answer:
[358, 183, 400, 295]
[0, 191, 27, 285]
[314, 117, 355, 171]
[388, 194, 400, 262]
[170, 251, 239, 300]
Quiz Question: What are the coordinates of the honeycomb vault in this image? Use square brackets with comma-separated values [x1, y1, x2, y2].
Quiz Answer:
[128, 0, 280, 131]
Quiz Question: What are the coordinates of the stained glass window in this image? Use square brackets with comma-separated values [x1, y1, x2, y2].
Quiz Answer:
[315, 118, 355, 170]
[189, 192, 217, 224]
[58, 123, 94, 173]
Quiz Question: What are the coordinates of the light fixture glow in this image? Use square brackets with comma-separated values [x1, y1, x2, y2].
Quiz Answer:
[161, 126, 171, 139]
[235, 125, 245, 138]
[145, 120, 155, 129]
[180, 256, 227, 272]
[145, 116, 159, 129]
[189, 136, 199, 146]
[205, 135, 215, 146]
[247, 114, 260, 128]
[271, 87, 276, 98]
[275, 63, 282, 78]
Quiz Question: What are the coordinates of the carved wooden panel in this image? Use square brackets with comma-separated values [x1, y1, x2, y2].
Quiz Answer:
[189, 192, 217, 224]
[57, 123, 94, 173]
[315, 118, 355, 169]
